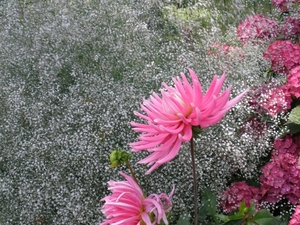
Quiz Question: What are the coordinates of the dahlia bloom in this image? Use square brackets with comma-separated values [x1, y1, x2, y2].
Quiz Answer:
[289, 206, 300, 225]
[101, 172, 174, 225]
[220, 181, 261, 213]
[130, 69, 248, 174]
[237, 14, 278, 44]
[263, 40, 300, 74]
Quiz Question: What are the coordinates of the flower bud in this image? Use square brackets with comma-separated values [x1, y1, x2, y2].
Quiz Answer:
[109, 149, 132, 168]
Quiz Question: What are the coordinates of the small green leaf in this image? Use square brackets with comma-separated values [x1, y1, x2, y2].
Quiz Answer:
[252, 209, 276, 225]
[224, 219, 244, 225]
[227, 213, 245, 221]
[248, 202, 256, 218]
[238, 200, 247, 214]
[198, 204, 208, 222]
[215, 214, 229, 222]
[246, 222, 255, 225]
[285, 123, 300, 134]
[288, 106, 300, 125]
[202, 188, 217, 216]
[176, 212, 190, 225]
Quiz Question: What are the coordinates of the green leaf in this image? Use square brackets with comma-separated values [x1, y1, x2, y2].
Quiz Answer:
[176, 212, 190, 225]
[285, 123, 300, 134]
[215, 214, 229, 222]
[224, 219, 244, 225]
[248, 202, 256, 218]
[227, 213, 245, 221]
[288, 106, 300, 125]
[238, 200, 247, 214]
[247, 222, 255, 225]
[198, 204, 208, 222]
[202, 188, 217, 216]
[252, 209, 276, 225]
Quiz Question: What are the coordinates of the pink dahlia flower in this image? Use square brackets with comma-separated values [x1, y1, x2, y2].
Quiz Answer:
[101, 172, 174, 225]
[263, 40, 300, 74]
[289, 205, 300, 225]
[237, 14, 278, 44]
[130, 69, 248, 174]
[220, 181, 261, 213]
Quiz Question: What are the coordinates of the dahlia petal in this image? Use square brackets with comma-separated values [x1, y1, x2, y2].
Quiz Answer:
[178, 124, 192, 142]
[213, 73, 226, 95]
[203, 75, 218, 102]
[159, 122, 185, 134]
[223, 88, 249, 110]
[199, 111, 226, 128]
[180, 72, 194, 100]
[141, 212, 152, 225]
[212, 88, 231, 112]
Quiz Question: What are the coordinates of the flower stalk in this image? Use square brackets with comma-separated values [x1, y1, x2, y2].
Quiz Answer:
[190, 138, 198, 225]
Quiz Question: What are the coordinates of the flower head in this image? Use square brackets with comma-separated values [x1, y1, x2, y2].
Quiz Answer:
[289, 205, 300, 225]
[101, 172, 174, 225]
[130, 69, 248, 174]
[272, 0, 300, 11]
[260, 136, 300, 205]
[237, 14, 278, 44]
[220, 181, 261, 213]
[263, 40, 300, 74]
[280, 17, 300, 39]
[284, 66, 300, 98]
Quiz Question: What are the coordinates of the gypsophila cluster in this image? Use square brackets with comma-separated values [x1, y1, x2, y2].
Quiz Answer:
[0, 0, 288, 224]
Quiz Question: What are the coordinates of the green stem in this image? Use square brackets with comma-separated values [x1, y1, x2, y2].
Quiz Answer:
[126, 161, 140, 186]
[190, 138, 198, 225]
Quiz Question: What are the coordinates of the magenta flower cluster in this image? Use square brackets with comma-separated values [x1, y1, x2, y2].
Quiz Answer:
[260, 135, 300, 204]
[220, 135, 300, 212]
[263, 40, 300, 75]
[237, 14, 278, 44]
[281, 17, 300, 39]
[220, 181, 261, 213]
[254, 65, 300, 117]
[283, 66, 300, 99]
[272, 0, 300, 11]
[247, 82, 292, 117]
[289, 205, 300, 225]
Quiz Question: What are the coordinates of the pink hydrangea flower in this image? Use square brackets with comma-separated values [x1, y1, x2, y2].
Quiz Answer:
[237, 14, 278, 44]
[259, 136, 300, 205]
[280, 17, 300, 39]
[220, 181, 261, 213]
[261, 87, 292, 117]
[284, 66, 300, 98]
[272, 0, 300, 11]
[101, 172, 174, 225]
[263, 40, 300, 74]
[248, 83, 292, 117]
[289, 206, 300, 225]
[130, 69, 248, 174]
